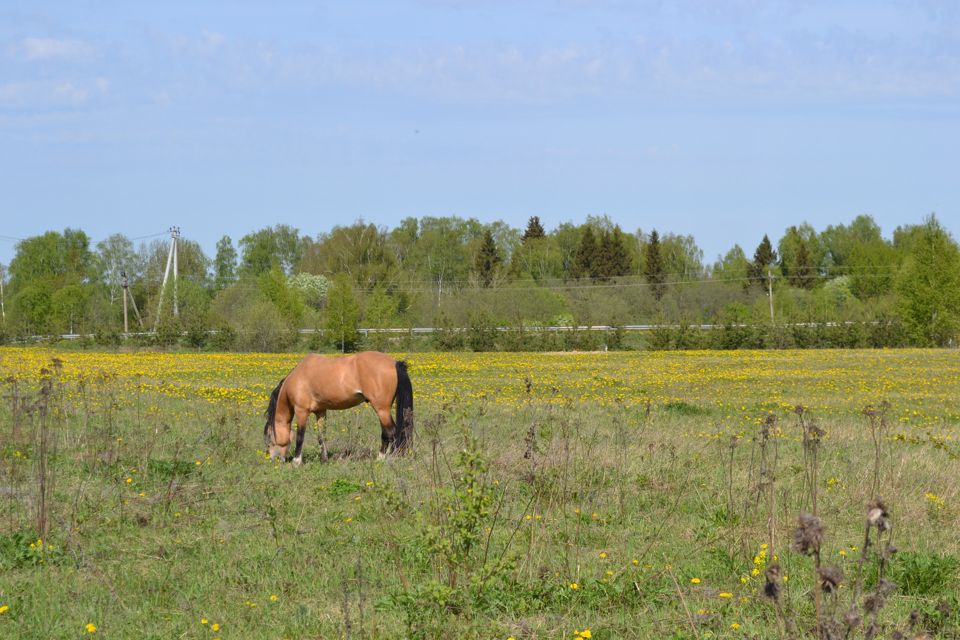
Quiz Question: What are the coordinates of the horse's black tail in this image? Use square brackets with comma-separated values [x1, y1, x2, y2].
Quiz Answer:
[263, 376, 286, 446]
[394, 360, 414, 451]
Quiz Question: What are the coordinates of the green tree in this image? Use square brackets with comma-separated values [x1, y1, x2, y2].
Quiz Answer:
[895, 215, 960, 346]
[325, 273, 361, 352]
[509, 234, 563, 282]
[11, 283, 53, 335]
[9, 229, 93, 291]
[95, 234, 139, 305]
[659, 233, 705, 280]
[820, 215, 884, 274]
[474, 229, 501, 287]
[402, 216, 485, 294]
[645, 230, 666, 301]
[214, 235, 238, 290]
[848, 239, 896, 299]
[51, 284, 91, 334]
[749, 235, 778, 288]
[258, 267, 305, 325]
[790, 239, 816, 289]
[239, 225, 302, 276]
[574, 226, 599, 280]
[778, 224, 824, 285]
[299, 222, 396, 288]
[521, 216, 546, 244]
[712, 245, 750, 283]
[364, 284, 398, 328]
[595, 226, 632, 280]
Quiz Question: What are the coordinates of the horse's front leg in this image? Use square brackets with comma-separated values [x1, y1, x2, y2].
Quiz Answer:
[292, 408, 309, 466]
[315, 410, 328, 462]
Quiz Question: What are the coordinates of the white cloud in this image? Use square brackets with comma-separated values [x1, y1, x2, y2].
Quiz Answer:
[20, 37, 96, 61]
[0, 77, 110, 109]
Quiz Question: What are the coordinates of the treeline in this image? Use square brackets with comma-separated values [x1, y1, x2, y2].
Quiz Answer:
[0, 213, 958, 351]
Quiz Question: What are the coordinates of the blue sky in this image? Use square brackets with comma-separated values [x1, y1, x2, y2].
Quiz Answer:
[1, 0, 958, 266]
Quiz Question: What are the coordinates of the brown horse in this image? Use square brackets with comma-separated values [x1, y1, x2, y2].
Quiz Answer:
[263, 351, 413, 464]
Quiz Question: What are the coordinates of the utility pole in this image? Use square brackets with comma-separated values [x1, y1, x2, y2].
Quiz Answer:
[122, 271, 129, 333]
[0, 263, 5, 327]
[154, 226, 180, 330]
[172, 226, 179, 317]
[121, 270, 144, 333]
[767, 268, 775, 325]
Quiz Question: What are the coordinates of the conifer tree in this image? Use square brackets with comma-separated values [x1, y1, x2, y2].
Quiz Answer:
[474, 229, 501, 287]
[749, 234, 778, 288]
[645, 229, 666, 300]
[214, 235, 238, 291]
[574, 226, 598, 280]
[521, 216, 546, 244]
[791, 239, 815, 289]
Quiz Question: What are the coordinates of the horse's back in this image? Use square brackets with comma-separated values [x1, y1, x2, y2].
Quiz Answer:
[285, 352, 397, 411]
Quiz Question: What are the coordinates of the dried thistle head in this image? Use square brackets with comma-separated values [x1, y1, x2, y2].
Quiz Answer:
[878, 579, 897, 596]
[792, 512, 824, 556]
[867, 498, 891, 531]
[818, 565, 844, 594]
[908, 609, 920, 630]
[843, 607, 862, 632]
[763, 563, 781, 600]
[793, 404, 806, 415]
[808, 424, 826, 441]
[864, 579, 897, 614]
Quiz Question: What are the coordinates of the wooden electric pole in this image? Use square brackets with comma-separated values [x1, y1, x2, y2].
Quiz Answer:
[767, 268, 775, 325]
[121, 270, 144, 333]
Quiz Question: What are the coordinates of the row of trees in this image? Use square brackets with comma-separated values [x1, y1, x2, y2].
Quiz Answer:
[1, 213, 958, 350]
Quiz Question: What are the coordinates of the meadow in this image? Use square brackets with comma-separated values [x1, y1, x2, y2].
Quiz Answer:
[1, 347, 958, 639]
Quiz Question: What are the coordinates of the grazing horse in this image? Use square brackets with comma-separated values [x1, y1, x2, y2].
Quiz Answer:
[263, 351, 413, 464]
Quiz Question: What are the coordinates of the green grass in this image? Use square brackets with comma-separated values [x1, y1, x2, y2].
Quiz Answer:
[1, 351, 959, 639]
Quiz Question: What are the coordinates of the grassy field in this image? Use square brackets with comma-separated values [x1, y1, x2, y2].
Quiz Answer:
[1, 347, 959, 639]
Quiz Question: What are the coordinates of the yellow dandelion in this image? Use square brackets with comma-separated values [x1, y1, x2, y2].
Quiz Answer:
[690, 577, 701, 584]
[719, 592, 732, 598]
[731, 622, 741, 630]
[201, 618, 208, 625]
[86, 623, 97, 633]
[211, 623, 220, 631]
[270, 594, 279, 602]
[569, 582, 579, 590]
[599, 551, 608, 559]
[0, 605, 9, 614]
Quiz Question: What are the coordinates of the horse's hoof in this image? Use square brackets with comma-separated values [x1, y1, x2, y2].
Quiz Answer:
[292, 456, 303, 466]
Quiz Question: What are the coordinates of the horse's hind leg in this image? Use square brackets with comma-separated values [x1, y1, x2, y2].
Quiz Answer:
[292, 407, 309, 466]
[315, 410, 328, 462]
[375, 406, 396, 459]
